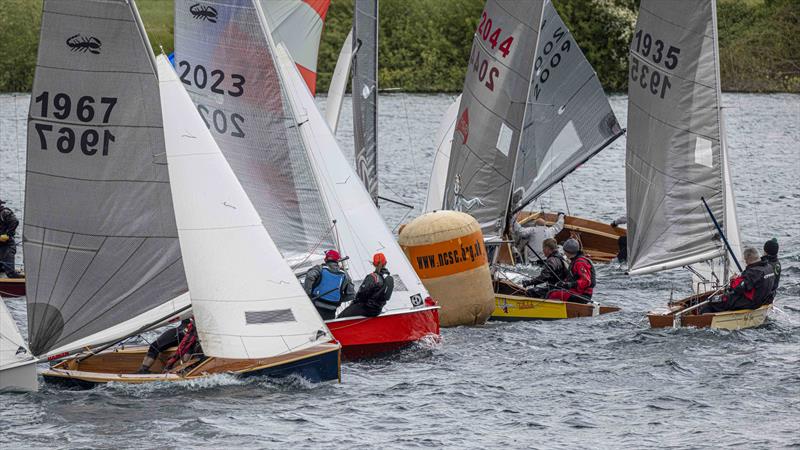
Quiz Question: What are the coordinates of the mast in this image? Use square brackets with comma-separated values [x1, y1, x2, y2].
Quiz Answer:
[352, 0, 380, 204]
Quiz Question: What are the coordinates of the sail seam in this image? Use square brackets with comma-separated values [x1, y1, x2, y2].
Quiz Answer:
[35, 65, 154, 75]
[25, 170, 170, 184]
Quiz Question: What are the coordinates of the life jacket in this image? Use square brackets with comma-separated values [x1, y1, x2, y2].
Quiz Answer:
[312, 266, 346, 305]
[569, 254, 596, 294]
[165, 320, 198, 370]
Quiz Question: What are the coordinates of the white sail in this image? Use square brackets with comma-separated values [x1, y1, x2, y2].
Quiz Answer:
[158, 56, 331, 359]
[424, 94, 461, 213]
[0, 299, 37, 391]
[325, 29, 353, 133]
[276, 45, 430, 313]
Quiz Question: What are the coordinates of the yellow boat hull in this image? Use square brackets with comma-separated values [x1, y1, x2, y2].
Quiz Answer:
[491, 294, 620, 321]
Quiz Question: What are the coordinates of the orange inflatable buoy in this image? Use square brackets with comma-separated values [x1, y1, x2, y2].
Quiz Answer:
[399, 211, 494, 327]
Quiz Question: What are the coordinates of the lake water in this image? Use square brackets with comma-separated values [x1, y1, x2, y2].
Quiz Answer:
[1, 93, 799, 449]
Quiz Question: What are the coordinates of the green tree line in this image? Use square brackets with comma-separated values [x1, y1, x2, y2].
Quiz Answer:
[1, 0, 797, 93]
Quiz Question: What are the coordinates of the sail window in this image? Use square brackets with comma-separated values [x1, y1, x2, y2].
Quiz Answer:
[245, 309, 296, 325]
[497, 122, 513, 156]
[694, 137, 713, 168]
[549, 121, 583, 155]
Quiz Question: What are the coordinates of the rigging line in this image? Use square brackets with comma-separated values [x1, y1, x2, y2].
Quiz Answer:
[560, 180, 571, 216]
[400, 93, 422, 209]
[14, 95, 23, 221]
[290, 221, 337, 271]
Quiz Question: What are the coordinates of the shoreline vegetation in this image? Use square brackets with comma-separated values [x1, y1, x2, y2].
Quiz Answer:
[1, 0, 797, 94]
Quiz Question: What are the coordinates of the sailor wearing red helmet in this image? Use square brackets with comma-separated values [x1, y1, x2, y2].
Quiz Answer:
[303, 249, 355, 320]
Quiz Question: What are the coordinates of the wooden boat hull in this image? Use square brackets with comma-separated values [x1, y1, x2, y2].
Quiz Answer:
[0, 278, 25, 298]
[517, 212, 625, 263]
[41, 342, 341, 389]
[648, 304, 772, 330]
[491, 293, 620, 321]
[327, 306, 440, 360]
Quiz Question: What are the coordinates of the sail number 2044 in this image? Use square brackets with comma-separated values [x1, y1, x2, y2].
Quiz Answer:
[32, 92, 116, 156]
[469, 11, 515, 93]
[630, 29, 681, 100]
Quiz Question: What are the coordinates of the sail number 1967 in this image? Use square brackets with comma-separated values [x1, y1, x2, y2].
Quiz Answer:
[32, 92, 117, 156]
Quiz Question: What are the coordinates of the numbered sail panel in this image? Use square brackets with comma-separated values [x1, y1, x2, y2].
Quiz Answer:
[24, 0, 188, 356]
[443, 0, 544, 238]
[173, 0, 334, 270]
[158, 56, 330, 359]
[626, 0, 727, 273]
[513, 1, 622, 210]
[352, 0, 379, 203]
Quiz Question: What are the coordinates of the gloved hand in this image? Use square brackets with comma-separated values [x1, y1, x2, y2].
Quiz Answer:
[521, 279, 538, 287]
[610, 221, 618, 228]
[556, 280, 576, 289]
[0, 234, 8, 243]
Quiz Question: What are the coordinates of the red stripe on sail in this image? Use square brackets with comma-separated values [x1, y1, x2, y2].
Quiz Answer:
[297, 63, 318, 96]
[302, 0, 331, 21]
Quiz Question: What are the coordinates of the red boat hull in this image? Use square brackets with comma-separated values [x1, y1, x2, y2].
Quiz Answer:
[326, 306, 440, 360]
[0, 278, 25, 298]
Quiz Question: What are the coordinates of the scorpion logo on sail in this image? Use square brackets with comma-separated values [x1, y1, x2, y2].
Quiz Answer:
[190, 3, 218, 23]
[66, 34, 101, 54]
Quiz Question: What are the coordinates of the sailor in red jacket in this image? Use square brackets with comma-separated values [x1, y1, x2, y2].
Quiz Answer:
[547, 238, 595, 304]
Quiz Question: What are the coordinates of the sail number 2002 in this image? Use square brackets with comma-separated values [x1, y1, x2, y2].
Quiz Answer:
[33, 92, 117, 156]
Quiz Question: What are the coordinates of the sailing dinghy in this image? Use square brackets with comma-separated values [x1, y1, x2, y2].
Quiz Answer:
[625, 0, 771, 330]
[19, 0, 338, 388]
[174, 0, 439, 359]
[430, 0, 621, 320]
[427, 0, 625, 267]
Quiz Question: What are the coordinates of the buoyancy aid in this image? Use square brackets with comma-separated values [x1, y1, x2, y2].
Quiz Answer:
[312, 266, 346, 305]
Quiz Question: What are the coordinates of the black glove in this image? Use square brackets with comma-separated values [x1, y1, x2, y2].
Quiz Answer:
[610, 221, 618, 228]
[521, 279, 538, 287]
[556, 280, 576, 289]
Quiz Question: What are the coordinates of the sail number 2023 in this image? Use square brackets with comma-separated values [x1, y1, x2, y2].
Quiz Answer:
[33, 92, 117, 156]
[177, 60, 246, 139]
[631, 29, 681, 99]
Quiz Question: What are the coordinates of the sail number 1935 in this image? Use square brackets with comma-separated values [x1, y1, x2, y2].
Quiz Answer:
[631, 29, 681, 100]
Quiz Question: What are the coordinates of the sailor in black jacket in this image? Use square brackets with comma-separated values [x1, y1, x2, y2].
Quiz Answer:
[0, 199, 21, 278]
[761, 238, 781, 304]
[521, 238, 570, 298]
[703, 247, 774, 313]
[338, 253, 393, 318]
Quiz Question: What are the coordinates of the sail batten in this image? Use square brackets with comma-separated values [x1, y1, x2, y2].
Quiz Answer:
[626, 0, 729, 274]
[25, 0, 188, 356]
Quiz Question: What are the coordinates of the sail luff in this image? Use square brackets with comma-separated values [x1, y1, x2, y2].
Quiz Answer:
[352, 0, 379, 204]
[325, 29, 354, 133]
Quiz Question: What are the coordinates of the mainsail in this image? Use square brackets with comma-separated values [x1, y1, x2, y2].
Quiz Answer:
[158, 55, 331, 359]
[626, 0, 730, 275]
[24, 0, 188, 356]
[277, 44, 430, 312]
[352, 0, 379, 203]
[511, 1, 623, 213]
[443, 0, 544, 239]
[174, 0, 335, 271]
[260, 0, 331, 95]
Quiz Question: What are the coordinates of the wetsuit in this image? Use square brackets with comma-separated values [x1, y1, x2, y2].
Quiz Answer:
[702, 260, 774, 313]
[547, 251, 595, 304]
[0, 206, 21, 278]
[338, 268, 394, 318]
[304, 261, 355, 320]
